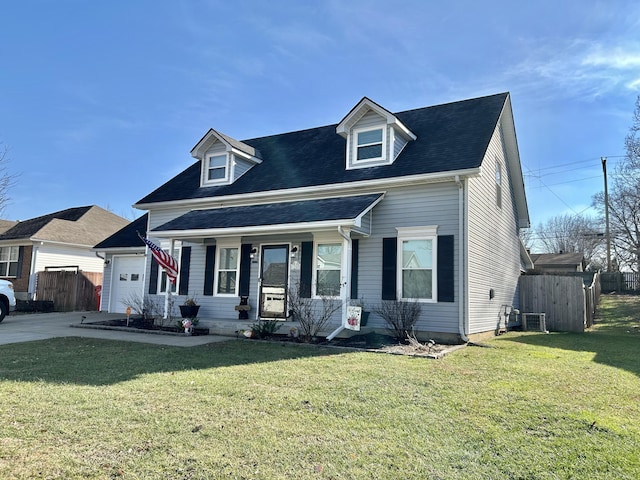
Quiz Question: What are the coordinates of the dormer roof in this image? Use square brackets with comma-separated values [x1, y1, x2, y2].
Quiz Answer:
[190, 128, 262, 162]
[336, 96, 416, 141]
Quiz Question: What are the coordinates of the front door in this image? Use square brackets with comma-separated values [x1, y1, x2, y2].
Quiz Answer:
[259, 245, 289, 318]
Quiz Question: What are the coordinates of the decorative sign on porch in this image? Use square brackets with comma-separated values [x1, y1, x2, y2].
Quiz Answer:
[345, 306, 362, 331]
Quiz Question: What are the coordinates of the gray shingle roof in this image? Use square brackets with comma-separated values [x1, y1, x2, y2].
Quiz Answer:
[136, 93, 508, 206]
[152, 194, 383, 232]
[94, 214, 148, 249]
[0, 206, 130, 246]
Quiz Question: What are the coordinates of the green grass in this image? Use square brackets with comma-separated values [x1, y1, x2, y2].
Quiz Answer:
[1, 294, 639, 479]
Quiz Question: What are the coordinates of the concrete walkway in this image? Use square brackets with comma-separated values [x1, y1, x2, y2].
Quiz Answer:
[0, 311, 233, 347]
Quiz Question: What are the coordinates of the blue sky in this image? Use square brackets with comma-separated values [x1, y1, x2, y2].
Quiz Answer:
[1, 1, 639, 237]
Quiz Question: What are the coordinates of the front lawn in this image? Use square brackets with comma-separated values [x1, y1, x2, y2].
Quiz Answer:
[1, 294, 639, 479]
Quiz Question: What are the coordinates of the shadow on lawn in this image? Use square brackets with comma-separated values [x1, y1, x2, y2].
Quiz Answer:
[503, 294, 640, 378]
[0, 337, 341, 386]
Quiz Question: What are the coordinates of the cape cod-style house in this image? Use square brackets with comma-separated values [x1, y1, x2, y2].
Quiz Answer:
[95, 92, 530, 342]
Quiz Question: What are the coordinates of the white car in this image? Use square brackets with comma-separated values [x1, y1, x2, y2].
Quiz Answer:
[0, 279, 16, 322]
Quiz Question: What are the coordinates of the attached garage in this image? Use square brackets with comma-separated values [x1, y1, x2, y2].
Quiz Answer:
[109, 255, 145, 313]
[93, 214, 149, 314]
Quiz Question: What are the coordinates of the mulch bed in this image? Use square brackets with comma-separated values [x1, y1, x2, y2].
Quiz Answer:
[84, 318, 209, 336]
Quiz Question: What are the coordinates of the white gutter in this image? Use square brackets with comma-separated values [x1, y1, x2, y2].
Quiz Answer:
[455, 175, 470, 343]
[327, 225, 352, 341]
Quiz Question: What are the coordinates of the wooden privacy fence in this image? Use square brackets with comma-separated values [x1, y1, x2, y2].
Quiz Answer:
[35, 271, 102, 312]
[519, 272, 600, 333]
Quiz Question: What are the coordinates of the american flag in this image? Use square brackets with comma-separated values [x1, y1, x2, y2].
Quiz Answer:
[139, 233, 179, 284]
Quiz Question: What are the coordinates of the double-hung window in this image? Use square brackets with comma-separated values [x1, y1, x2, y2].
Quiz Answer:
[0, 246, 19, 277]
[207, 154, 228, 182]
[396, 226, 437, 301]
[355, 127, 384, 162]
[158, 242, 180, 293]
[217, 246, 239, 295]
[315, 243, 342, 297]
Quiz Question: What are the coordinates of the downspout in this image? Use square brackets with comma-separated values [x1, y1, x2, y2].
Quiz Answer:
[455, 175, 470, 343]
[327, 225, 352, 341]
[29, 242, 40, 300]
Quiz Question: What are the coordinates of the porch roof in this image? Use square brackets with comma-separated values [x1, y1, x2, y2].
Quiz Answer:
[151, 193, 384, 238]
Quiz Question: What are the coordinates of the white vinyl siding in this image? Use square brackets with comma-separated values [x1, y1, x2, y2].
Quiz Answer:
[33, 244, 105, 273]
[466, 122, 521, 334]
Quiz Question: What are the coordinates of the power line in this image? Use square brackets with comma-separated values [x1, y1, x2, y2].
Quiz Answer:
[522, 155, 625, 175]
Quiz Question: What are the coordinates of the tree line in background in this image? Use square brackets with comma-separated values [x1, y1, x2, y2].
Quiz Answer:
[522, 96, 640, 273]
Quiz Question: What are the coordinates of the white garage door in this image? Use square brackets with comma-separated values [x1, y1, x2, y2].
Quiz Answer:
[110, 256, 145, 314]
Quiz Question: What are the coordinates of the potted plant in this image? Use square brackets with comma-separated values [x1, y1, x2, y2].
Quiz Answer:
[179, 295, 200, 319]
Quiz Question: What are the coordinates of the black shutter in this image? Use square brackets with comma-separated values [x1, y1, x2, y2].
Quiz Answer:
[178, 246, 191, 295]
[437, 235, 455, 302]
[148, 257, 159, 294]
[350, 239, 359, 300]
[16, 246, 24, 279]
[300, 241, 313, 298]
[382, 237, 397, 300]
[203, 245, 216, 296]
[239, 244, 252, 297]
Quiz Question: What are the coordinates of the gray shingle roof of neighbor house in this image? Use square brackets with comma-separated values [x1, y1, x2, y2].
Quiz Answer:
[135, 92, 511, 206]
[529, 253, 586, 268]
[0, 219, 18, 235]
[152, 194, 383, 233]
[0, 206, 130, 246]
[94, 213, 148, 249]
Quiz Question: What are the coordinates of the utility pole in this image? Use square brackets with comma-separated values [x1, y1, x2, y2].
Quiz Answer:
[602, 157, 612, 271]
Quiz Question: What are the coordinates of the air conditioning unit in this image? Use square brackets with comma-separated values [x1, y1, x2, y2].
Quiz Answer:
[521, 313, 547, 332]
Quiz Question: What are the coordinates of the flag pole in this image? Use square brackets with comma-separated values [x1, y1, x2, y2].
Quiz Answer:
[165, 238, 176, 319]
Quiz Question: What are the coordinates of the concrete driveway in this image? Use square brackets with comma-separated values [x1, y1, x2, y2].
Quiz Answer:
[0, 311, 232, 347]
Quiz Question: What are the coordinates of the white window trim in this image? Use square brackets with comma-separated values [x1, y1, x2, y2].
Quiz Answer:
[349, 125, 388, 169]
[0, 245, 20, 278]
[214, 239, 240, 297]
[312, 232, 344, 299]
[396, 226, 438, 303]
[202, 152, 233, 186]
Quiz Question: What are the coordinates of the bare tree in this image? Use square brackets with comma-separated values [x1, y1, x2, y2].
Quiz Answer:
[593, 96, 640, 272]
[374, 299, 422, 342]
[534, 213, 605, 269]
[287, 283, 341, 341]
[0, 143, 18, 215]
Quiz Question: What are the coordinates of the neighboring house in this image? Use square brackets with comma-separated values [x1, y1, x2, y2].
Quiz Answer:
[529, 253, 586, 273]
[0, 206, 130, 300]
[101, 92, 530, 342]
[93, 214, 148, 313]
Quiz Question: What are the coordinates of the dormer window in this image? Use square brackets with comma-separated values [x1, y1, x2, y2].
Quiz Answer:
[355, 127, 385, 162]
[191, 128, 262, 188]
[207, 154, 228, 182]
[337, 97, 416, 171]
